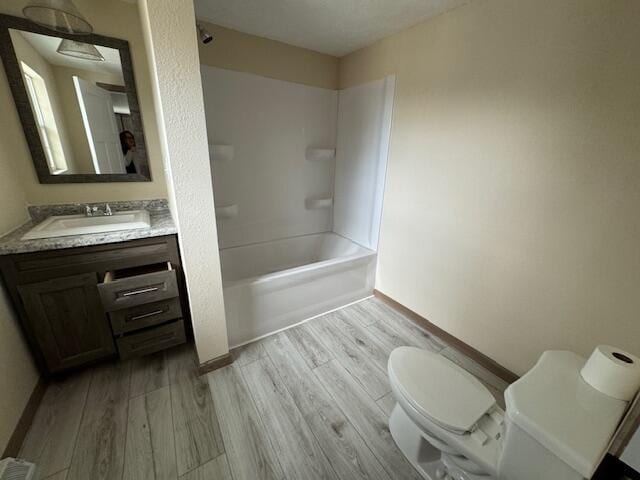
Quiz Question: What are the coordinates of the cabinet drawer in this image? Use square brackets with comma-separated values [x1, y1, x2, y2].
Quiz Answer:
[99, 262, 178, 311]
[109, 298, 182, 335]
[116, 319, 186, 360]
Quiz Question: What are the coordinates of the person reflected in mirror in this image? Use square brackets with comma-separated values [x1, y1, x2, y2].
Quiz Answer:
[120, 130, 140, 174]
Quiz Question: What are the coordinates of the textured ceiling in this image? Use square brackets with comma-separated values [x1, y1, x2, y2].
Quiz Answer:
[194, 0, 471, 57]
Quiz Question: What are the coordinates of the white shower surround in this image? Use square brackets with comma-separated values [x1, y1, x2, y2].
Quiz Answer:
[334, 76, 395, 250]
[201, 65, 338, 249]
[201, 68, 395, 345]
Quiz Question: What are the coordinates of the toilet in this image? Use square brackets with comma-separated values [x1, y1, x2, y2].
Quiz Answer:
[387, 347, 630, 480]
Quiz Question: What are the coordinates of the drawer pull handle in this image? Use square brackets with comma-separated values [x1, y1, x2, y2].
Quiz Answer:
[130, 310, 165, 322]
[122, 286, 159, 297]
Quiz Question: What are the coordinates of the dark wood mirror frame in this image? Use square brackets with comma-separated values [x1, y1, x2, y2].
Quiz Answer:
[0, 14, 151, 183]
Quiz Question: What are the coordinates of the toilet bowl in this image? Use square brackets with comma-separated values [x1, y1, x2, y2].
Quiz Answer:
[387, 347, 630, 480]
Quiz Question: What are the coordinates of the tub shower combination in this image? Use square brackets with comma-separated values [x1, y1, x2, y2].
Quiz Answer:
[221, 233, 376, 346]
[202, 66, 395, 347]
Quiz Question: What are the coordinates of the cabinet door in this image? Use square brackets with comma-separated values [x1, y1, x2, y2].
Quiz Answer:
[18, 272, 115, 373]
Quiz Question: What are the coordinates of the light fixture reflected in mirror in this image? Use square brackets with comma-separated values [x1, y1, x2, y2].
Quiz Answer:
[56, 38, 104, 61]
[23, 0, 93, 35]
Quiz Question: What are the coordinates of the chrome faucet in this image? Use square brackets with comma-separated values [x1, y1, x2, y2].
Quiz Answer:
[84, 203, 113, 217]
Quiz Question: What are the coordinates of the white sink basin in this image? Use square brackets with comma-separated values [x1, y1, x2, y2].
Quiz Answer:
[22, 210, 151, 240]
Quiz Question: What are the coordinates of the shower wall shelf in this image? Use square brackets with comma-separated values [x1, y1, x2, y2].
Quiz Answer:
[305, 148, 336, 162]
[305, 197, 333, 210]
[210, 144, 235, 163]
[215, 204, 239, 219]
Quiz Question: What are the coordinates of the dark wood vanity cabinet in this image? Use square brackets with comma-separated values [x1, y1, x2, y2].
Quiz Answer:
[17, 272, 116, 372]
[0, 235, 189, 377]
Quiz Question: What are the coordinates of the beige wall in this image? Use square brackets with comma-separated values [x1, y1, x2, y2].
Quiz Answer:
[339, 0, 640, 375]
[0, 0, 168, 204]
[197, 20, 338, 90]
[0, 290, 36, 455]
[0, 64, 38, 453]
[140, 0, 228, 363]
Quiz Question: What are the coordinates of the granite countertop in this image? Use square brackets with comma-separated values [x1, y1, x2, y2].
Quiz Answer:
[0, 200, 178, 255]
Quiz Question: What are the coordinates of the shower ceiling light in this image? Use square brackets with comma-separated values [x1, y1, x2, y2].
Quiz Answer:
[56, 39, 104, 61]
[23, 0, 93, 35]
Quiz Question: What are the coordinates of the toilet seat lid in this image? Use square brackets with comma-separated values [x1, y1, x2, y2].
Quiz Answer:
[389, 347, 496, 434]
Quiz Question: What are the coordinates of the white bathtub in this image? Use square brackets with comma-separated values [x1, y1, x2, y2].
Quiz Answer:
[220, 232, 376, 347]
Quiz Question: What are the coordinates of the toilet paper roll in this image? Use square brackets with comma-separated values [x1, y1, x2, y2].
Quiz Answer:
[580, 345, 640, 401]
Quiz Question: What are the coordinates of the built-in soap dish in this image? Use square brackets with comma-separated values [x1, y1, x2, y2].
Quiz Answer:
[215, 204, 239, 219]
[305, 147, 335, 162]
[210, 144, 234, 163]
[305, 197, 333, 210]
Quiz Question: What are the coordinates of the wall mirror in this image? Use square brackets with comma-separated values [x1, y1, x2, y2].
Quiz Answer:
[0, 15, 151, 183]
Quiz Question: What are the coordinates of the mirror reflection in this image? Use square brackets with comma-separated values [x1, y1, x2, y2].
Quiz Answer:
[9, 29, 142, 175]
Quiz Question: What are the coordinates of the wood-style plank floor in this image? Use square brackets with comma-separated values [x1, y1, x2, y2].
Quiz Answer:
[19, 297, 509, 480]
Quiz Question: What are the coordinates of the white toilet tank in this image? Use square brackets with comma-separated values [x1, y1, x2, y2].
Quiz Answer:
[498, 351, 628, 480]
[499, 417, 586, 480]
